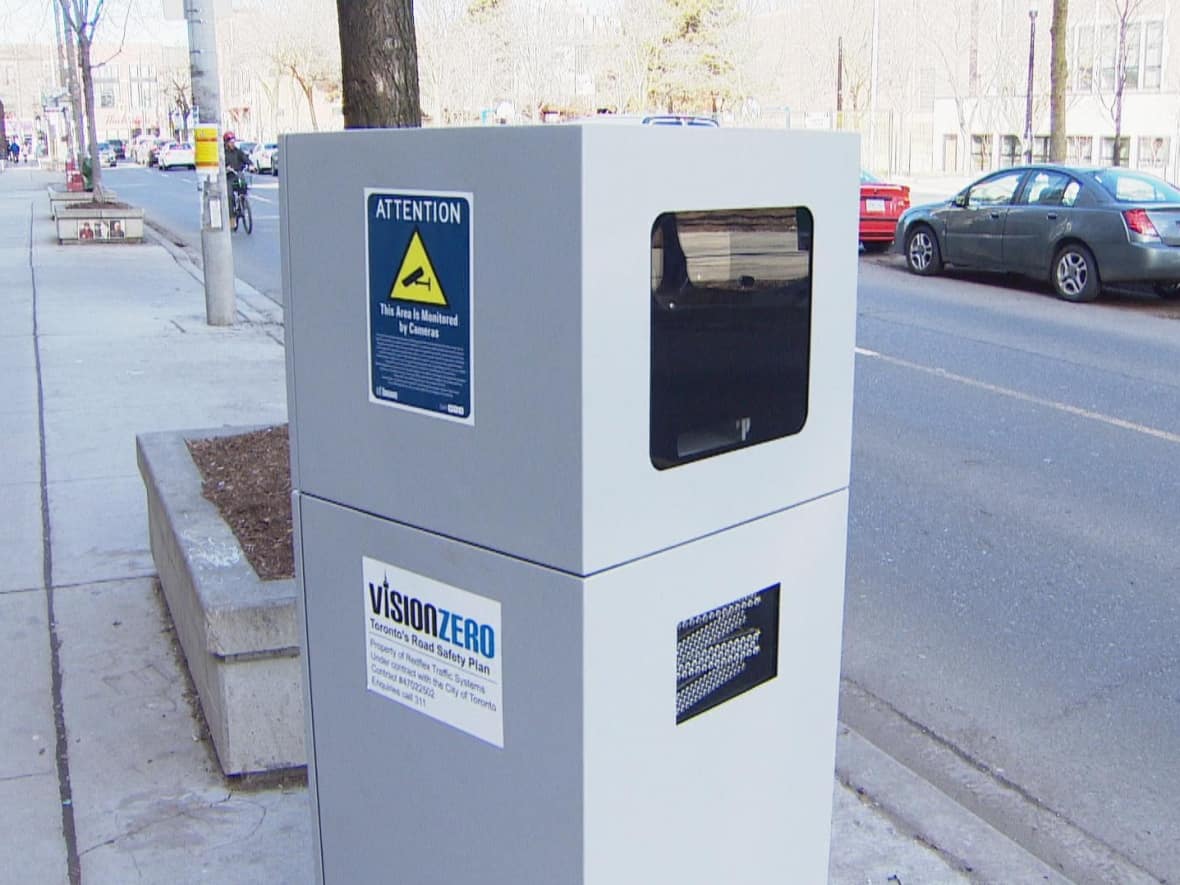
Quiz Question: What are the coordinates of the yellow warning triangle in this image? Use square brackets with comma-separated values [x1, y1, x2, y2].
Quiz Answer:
[390, 228, 448, 306]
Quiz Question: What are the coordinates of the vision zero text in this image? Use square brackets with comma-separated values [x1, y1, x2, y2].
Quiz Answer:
[368, 577, 495, 664]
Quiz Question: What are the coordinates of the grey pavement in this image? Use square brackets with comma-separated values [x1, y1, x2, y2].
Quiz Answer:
[0, 164, 1062, 884]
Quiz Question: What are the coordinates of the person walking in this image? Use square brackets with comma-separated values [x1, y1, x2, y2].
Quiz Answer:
[9, 139, 19, 164]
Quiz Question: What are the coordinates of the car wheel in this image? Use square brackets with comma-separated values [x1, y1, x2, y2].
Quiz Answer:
[1051, 243, 1100, 302]
[1153, 282, 1180, 300]
[904, 225, 942, 275]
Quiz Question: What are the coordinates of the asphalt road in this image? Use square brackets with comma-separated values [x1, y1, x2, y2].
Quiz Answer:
[848, 255, 1180, 881]
[118, 158, 1180, 879]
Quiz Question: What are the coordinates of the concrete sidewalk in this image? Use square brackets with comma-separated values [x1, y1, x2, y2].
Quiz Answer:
[0, 165, 1060, 884]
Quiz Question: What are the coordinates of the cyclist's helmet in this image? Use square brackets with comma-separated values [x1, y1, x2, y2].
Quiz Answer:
[223, 131, 236, 142]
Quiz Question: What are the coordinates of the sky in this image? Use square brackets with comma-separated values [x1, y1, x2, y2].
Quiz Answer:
[2, 0, 190, 46]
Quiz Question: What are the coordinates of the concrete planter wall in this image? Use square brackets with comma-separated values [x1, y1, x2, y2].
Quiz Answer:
[137, 429, 305, 776]
[47, 186, 119, 218]
[55, 203, 143, 243]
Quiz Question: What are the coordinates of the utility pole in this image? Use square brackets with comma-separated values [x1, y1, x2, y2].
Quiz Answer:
[1023, 0, 1039, 164]
[184, 0, 235, 326]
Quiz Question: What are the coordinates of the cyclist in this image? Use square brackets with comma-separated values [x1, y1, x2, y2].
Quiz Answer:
[224, 131, 249, 195]
[223, 131, 251, 229]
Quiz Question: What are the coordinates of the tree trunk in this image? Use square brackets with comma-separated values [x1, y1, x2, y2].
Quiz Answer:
[294, 73, 320, 131]
[78, 34, 104, 199]
[60, 0, 86, 168]
[1113, 17, 1128, 166]
[335, 0, 421, 128]
[1049, 0, 1068, 162]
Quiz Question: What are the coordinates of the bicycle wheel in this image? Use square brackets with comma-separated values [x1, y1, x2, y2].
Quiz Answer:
[241, 195, 253, 234]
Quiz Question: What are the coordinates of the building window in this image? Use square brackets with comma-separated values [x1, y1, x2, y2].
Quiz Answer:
[1073, 25, 1094, 91]
[1100, 136, 1130, 166]
[971, 134, 992, 172]
[1033, 136, 1050, 163]
[1067, 136, 1093, 165]
[1099, 24, 1117, 91]
[1123, 22, 1142, 90]
[1143, 22, 1163, 89]
[1137, 136, 1169, 173]
[1000, 135, 1021, 168]
[942, 134, 958, 172]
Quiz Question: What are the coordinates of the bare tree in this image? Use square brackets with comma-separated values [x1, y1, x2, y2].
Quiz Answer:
[1099, 0, 1146, 165]
[262, 0, 341, 132]
[417, 0, 500, 123]
[599, 0, 665, 112]
[161, 65, 192, 140]
[58, 0, 111, 197]
[336, 0, 420, 127]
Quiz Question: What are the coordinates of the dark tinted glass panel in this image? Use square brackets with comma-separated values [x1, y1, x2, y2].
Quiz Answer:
[650, 207, 812, 470]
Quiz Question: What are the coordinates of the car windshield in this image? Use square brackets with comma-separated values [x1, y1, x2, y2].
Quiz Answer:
[1090, 169, 1180, 203]
[860, 170, 883, 184]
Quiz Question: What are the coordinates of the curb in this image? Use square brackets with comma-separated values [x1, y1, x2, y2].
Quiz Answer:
[142, 217, 285, 328]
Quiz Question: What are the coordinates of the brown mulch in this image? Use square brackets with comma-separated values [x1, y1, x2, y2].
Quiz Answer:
[74, 199, 131, 209]
[187, 425, 295, 581]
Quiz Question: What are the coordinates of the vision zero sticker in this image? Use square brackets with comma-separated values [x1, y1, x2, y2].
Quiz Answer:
[364, 557, 502, 747]
[365, 189, 473, 423]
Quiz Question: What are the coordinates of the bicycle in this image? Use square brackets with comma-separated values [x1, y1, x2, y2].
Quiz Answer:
[227, 169, 253, 235]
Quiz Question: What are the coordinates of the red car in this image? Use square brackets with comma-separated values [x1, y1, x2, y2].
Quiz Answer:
[860, 170, 910, 251]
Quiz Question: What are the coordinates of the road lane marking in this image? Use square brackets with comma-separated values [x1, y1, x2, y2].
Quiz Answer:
[855, 347, 1180, 445]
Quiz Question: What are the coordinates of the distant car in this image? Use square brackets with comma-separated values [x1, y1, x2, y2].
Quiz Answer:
[107, 138, 126, 160]
[859, 170, 909, 251]
[236, 141, 257, 169]
[157, 142, 195, 171]
[97, 142, 117, 167]
[574, 113, 719, 127]
[251, 142, 279, 174]
[896, 164, 1180, 302]
[130, 138, 152, 164]
[141, 137, 169, 166]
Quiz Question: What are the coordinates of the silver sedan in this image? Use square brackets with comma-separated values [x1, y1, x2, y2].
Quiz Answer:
[895, 164, 1180, 302]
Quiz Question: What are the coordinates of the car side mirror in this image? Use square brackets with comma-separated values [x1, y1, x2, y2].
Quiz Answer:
[953, 192, 968, 208]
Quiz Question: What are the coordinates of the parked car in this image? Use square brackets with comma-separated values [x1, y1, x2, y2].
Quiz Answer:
[251, 142, 279, 174]
[157, 142, 196, 171]
[895, 164, 1180, 302]
[107, 138, 126, 160]
[97, 142, 117, 167]
[272, 143, 280, 176]
[859, 170, 910, 251]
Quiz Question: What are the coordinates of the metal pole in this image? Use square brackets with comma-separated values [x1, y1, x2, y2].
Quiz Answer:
[1024, 7, 1038, 164]
[184, 0, 236, 326]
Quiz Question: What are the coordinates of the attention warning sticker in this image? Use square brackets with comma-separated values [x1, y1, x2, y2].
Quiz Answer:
[365, 189, 473, 423]
[363, 556, 503, 748]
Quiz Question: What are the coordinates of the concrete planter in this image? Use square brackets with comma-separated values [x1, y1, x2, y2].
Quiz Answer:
[55, 202, 143, 243]
[47, 186, 119, 218]
[136, 428, 305, 776]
